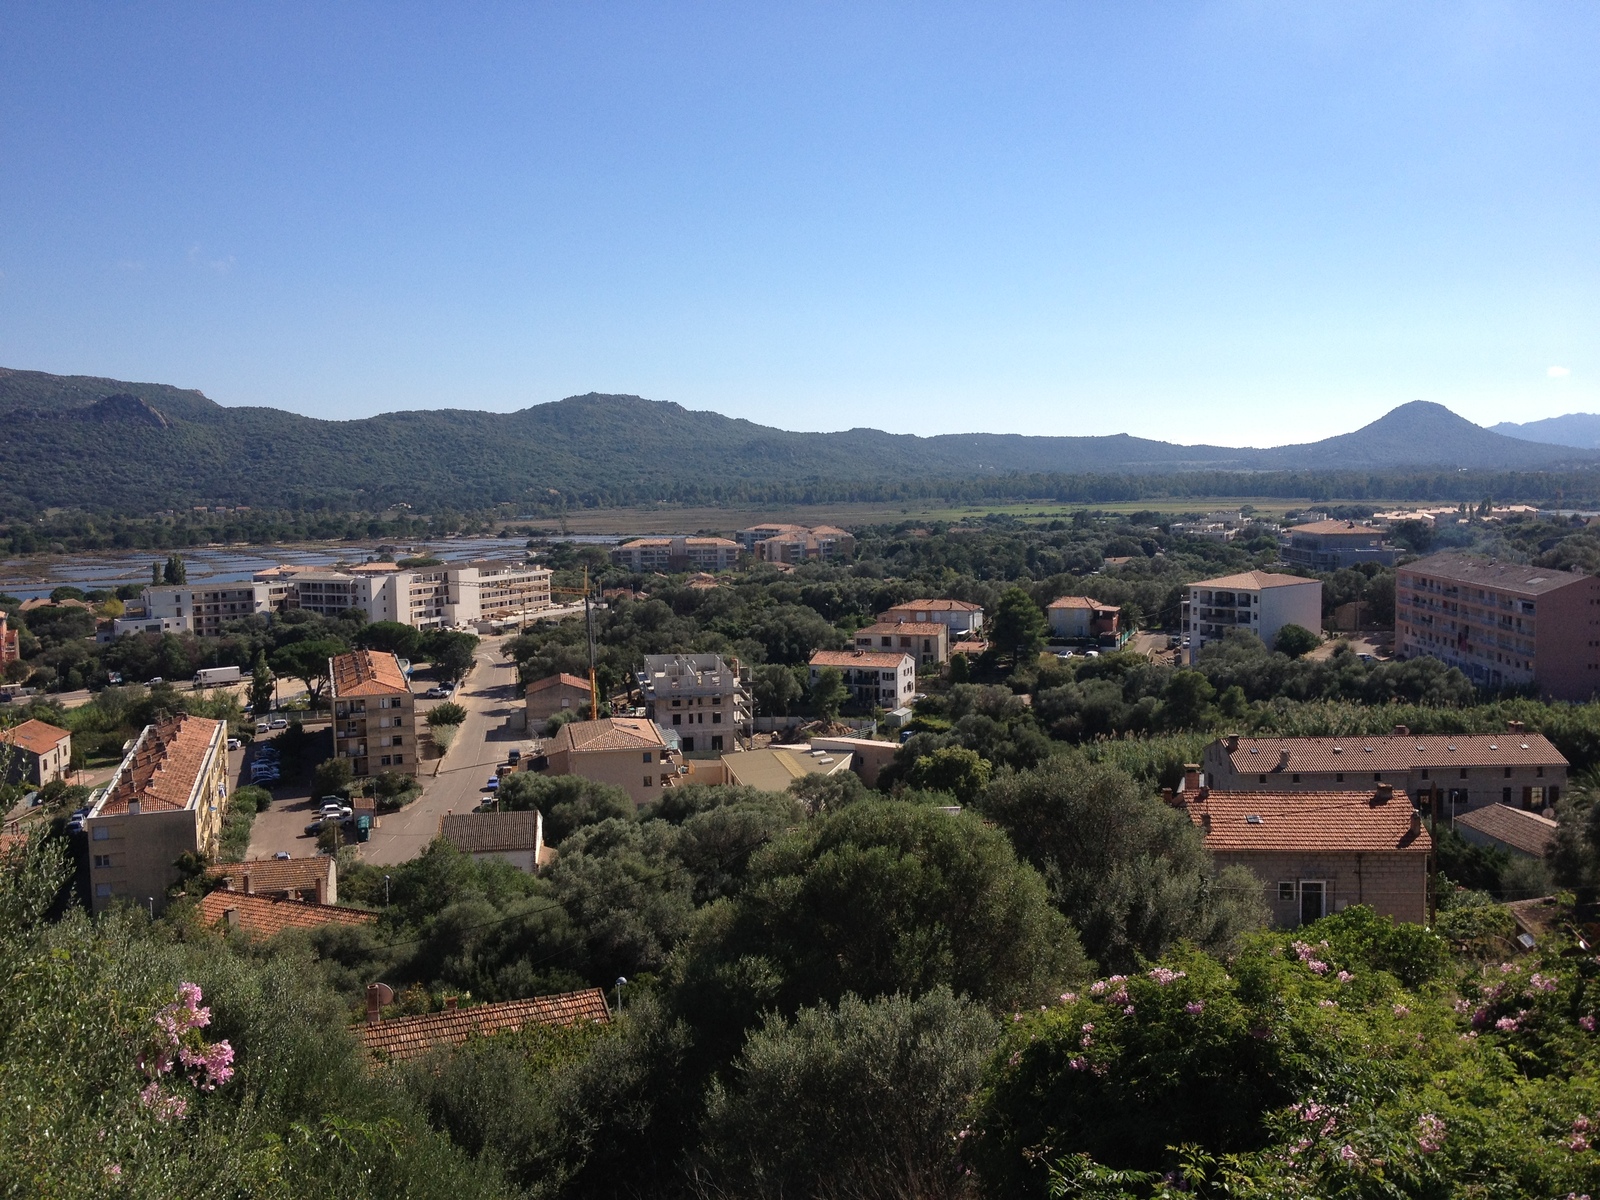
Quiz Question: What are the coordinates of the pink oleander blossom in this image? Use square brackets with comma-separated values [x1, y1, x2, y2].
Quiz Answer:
[1185, 1001, 1205, 1015]
[1059, 992, 1077, 1004]
[1147, 967, 1186, 985]
[1582, 1016, 1596, 1033]
[1090, 981, 1108, 996]
[1393, 1004, 1411, 1017]
[1336, 970, 1354, 983]
[1496, 1016, 1520, 1032]
[1122, 1005, 1135, 1015]
[1339, 1144, 1358, 1163]
[1068, 1057, 1087, 1071]
[1574, 1117, 1591, 1133]
[1416, 1114, 1446, 1154]
[1531, 972, 1559, 993]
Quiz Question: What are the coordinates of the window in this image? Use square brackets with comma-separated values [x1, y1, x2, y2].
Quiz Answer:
[643, 752, 653, 763]
[1278, 882, 1295, 901]
[1335, 773, 1344, 783]
[93, 854, 111, 869]
[92, 826, 110, 841]
[1504, 787, 1513, 804]
[1299, 880, 1326, 925]
[672, 714, 681, 726]
[380, 756, 391, 766]
[1291, 773, 1301, 783]
[1537, 766, 1545, 778]
[95, 883, 112, 898]
[711, 735, 724, 751]
[672, 699, 682, 708]
[1373, 773, 1382, 782]
[1421, 769, 1430, 779]
[1460, 768, 1468, 779]
[712, 712, 722, 724]
[643, 776, 653, 788]
[712, 695, 721, 705]
[1504, 766, 1512, 778]
[1258, 775, 1267, 783]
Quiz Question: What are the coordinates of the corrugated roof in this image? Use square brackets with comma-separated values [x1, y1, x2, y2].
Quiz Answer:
[810, 650, 913, 669]
[0, 718, 70, 756]
[1455, 803, 1559, 858]
[1398, 552, 1590, 596]
[440, 810, 542, 854]
[1188, 789, 1431, 854]
[361, 989, 611, 1061]
[330, 649, 410, 698]
[207, 857, 333, 896]
[1189, 570, 1318, 591]
[95, 716, 224, 815]
[553, 717, 664, 753]
[198, 891, 375, 937]
[1215, 734, 1567, 774]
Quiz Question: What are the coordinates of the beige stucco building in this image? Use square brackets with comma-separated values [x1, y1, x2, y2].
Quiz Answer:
[543, 718, 680, 807]
[1, 718, 72, 787]
[330, 649, 417, 778]
[85, 715, 229, 915]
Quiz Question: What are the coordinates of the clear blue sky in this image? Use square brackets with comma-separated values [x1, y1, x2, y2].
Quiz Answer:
[1, 3, 1595, 444]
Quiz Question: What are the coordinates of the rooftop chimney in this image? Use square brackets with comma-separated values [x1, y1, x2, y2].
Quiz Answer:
[1374, 783, 1394, 803]
[1161, 786, 1177, 806]
[1278, 748, 1291, 770]
[1201, 812, 1211, 834]
[223, 906, 239, 929]
[314, 877, 326, 906]
[444, 996, 458, 1011]
[1392, 724, 1409, 737]
[1507, 720, 1526, 734]
[243, 873, 253, 895]
[365, 982, 394, 1024]
[1224, 734, 1239, 752]
[1410, 809, 1422, 836]
[1182, 764, 1201, 793]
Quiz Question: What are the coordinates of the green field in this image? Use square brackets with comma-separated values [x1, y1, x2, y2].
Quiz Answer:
[517, 497, 1397, 536]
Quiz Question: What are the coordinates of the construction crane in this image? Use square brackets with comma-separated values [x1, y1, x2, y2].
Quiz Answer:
[547, 566, 601, 718]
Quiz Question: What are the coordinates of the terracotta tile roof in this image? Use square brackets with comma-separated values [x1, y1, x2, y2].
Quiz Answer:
[856, 622, 946, 637]
[361, 989, 611, 1061]
[1398, 553, 1590, 596]
[951, 639, 987, 655]
[1046, 596, 1119, 612]
[618, 537, 739, 549]
[346, 562, 402, 573]
[1454, 803, 1559, 858]
[207, 857, 334, 897]
[888, 599, 982, 612]
[199, 891, 375, 936]
[1289, 520, 1385, 536]
[809, 525, 851, 537]
[1187, 789, 1431, 854]
[95, 716, 224, 815]
[810, 650, 913, 669]
[1190, 570, 1317, 591]
[553, 717, 665, 753]
[330, 649, 410, 698]
[440, 810, 542, 854]
[526, 672, 591, 694]
[1214, 734, 1567, 775]
[0, 718, 70, 756]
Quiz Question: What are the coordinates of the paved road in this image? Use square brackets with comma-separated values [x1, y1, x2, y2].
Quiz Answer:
[358, 636, 529, 867]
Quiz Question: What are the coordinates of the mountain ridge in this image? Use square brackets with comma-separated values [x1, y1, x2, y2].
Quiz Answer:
[1491, 412, 1600, 450]
[1, 368, 1595, 516]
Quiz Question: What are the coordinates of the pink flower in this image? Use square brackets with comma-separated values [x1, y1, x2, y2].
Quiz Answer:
[1068, 1057, 1087, 1071]
[1185, 1001, 1205, 1015]
[1122, 1005, 1135, 1015]
[1416, 1114, 1446, 1154]
[1496, 1016, 1520, 1032]
[1336, 970, 1354, 983]
[1570, 1134, 1590, 1152]
[1081, 1023, 1095, 1033]
[1090, 981, 1109, 996]
[1393, 1004, 1411, 1017]
[1454, 999, 1472, 1015]
[1012, 1014, 1022, 1022]
[1582, 1016, 1596, 1033]
[1500, 962, 1516, 973]
[1306, 960, 1330, 975]
[1339, 1144, 1358, 1163]
[1147, 967, 1186, 985]
[104, 1164, 122, 1179]
[1059, 992, 1076, 1004]
[1531, 972, 1559, 993]
[1574, 1117, 1591, 1134]
[1319, 1000, 1338, 1009]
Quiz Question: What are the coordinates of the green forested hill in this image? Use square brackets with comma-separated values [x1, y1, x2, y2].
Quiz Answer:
[1, 367, 1595, 516]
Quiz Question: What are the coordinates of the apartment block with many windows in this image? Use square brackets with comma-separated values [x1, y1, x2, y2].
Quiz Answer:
[639, 653, 750, 754]
[610, 537, 742, 572]
[1183, 571, 1322, 663]
[329, 650, 417, 778]
[1394, 553, 1600, 701]
[808, 649, 916, 709]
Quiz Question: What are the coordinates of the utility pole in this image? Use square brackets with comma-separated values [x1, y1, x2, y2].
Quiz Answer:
[584, 566, 598, 719]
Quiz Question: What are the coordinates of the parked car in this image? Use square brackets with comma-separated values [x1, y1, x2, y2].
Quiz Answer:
[272, 851, 291, 861]
[66, 817, 86, 835]
[422, 686, 446, 699]
[304, 820, 327, 837]
[148, 677, 163, 686]
[319, 799, 353, 820]
[255, 721, 270, 734]
[269, 717, 289, 730]
[507, 748, 521, 764]
[227, 738, 242, 751]
[484, 776, 500, 791]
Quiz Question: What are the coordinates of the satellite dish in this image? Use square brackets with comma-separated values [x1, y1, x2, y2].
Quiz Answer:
[369, 982, 395, 1006]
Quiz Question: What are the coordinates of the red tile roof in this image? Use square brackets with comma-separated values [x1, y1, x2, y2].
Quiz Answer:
[1186, 789, 1431, 854]
[361, 989, 611, 1061]
[198, 891, 375, 937]
[1046, 596, 1119, 612]
[553, 717, 664, 753]
[329, 649, 410, 698]
[888, 599, 982, 612]
[810, 650, 913, 669]
[1190, 570, 1317, 591]
[855, 621, 946, 637]
[526, 672, 591, 694]
[440, 810, 542, 854]
[1454, 803, 1559, 858]
[0, 718, 70, 756]
[207, 857, 334, 897]
[96, 716, 224, 815]
[1214, 734, 1566, 774]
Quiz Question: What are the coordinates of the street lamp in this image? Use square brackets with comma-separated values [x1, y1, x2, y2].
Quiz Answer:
[614, 976, 628, 1015]
[384, 874, 391, 907]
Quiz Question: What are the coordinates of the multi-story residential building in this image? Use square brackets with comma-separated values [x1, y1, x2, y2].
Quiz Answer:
[1183, 571, 1322, 663]
[1279, 520, 1395, 572]
[84, 715, 229, 915]
[639, 653, 750, 754]
[0, 718, 72, 786]
[880, 599, 984, 638]
[852, 620, 949, 665]
[1180, 783, 1432, 927]
[808, 649, 916, 709]
[1394, 553, 1600, 700]
[0, 610, 18, 667]
[610, 537, 742, 573]
[329, 650, 416, 778]
[737, 523, 857, 563]
[1045, 595, 1122, 644]
[543, 717, 681, 806]
[1201, 728, 1567, 814]
[121, 558, 552, 637]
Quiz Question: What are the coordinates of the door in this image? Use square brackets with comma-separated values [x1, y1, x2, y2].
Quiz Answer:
[1299, 881, 1325, 926]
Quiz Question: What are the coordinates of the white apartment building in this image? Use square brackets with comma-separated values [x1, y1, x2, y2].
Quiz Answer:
[638, 653, 750, 754]
[1183, 571, 1323, 663]
[610, 537, 742, 573]
[120, 559, 552, 636]
[809, 649, 917, 709]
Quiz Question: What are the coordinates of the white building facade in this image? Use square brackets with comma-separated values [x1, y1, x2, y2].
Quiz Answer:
[1183, 571, 1322, 663]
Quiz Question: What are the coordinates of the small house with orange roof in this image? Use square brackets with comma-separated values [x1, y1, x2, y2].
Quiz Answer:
[0, 718, 72, 787]
[526, 672, 594, 730]
[198, 890, 376, 938]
